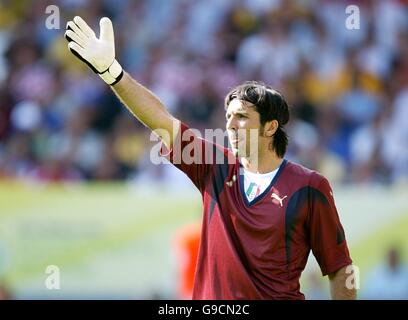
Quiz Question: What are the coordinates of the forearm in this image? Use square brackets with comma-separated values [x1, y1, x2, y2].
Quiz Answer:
[329, 265, 357, 300]
[111, 72, 179, 147]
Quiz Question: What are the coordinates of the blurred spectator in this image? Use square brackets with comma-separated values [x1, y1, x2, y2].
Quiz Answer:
[362, 246, 408, 300]
[0, 282, 13, 300]
[173, 222, 201, 300]
[350, 106, 391, 184]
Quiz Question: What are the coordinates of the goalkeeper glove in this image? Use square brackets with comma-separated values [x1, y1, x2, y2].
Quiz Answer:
[65, 16, 123, 85]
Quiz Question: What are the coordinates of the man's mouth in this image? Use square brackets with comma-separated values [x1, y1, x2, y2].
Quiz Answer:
[230, 138, 241, 147]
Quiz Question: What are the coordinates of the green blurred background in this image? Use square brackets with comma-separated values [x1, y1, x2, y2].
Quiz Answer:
[1, 180, 407, 299]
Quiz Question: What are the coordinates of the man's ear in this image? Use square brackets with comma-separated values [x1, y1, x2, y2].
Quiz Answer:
[263, 120, 279, 137]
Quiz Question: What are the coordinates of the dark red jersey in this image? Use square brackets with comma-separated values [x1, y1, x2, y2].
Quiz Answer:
[163, 123, 352, 300]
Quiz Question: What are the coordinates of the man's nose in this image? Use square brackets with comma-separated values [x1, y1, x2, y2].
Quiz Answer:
[226, 117, 236, 131]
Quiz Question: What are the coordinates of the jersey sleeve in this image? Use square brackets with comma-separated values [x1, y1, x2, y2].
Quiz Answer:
[309, 174, 353, 276]
[160, 122, 230, 192]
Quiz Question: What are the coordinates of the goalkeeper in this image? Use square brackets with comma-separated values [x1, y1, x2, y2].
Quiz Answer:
[65, 16, 356, 300]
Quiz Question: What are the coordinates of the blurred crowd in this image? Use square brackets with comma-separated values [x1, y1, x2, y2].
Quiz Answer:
[0, 0, 407, 185]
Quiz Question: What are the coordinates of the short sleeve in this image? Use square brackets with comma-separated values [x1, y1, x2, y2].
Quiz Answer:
[160, 122, 231, 192]
[309, 175, 353, 276]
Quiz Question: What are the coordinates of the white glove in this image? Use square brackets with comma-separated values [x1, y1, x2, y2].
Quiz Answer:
[65, 16, 123, 85]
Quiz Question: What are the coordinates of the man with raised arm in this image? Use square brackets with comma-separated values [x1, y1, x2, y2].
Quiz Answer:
[65, 16, 356, 300]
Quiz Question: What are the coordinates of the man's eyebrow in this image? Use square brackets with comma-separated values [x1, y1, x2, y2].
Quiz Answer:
[226, 110, 248, 116]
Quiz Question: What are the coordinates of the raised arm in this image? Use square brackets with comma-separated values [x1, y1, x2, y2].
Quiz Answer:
[64, 16, 179, 148]
[110, 72, 179, 148]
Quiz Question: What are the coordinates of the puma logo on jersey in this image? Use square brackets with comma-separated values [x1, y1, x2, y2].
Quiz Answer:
[271, 193, 287, 207]
[226, 175, 236, 187]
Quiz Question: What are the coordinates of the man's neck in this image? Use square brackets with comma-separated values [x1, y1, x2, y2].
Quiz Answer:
[240, 152, 283, 174]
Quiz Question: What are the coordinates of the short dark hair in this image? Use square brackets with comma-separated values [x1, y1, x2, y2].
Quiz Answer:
[224, 81, 289, 158]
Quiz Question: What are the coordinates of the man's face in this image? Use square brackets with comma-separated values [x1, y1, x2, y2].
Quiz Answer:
[225, 99, 262, 157]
